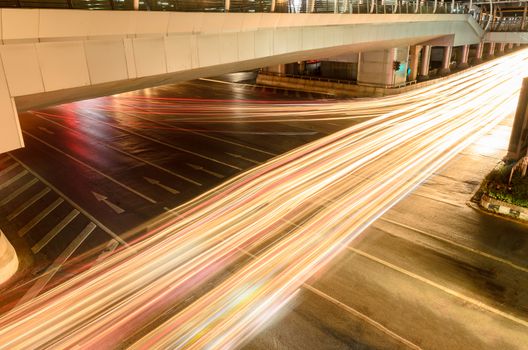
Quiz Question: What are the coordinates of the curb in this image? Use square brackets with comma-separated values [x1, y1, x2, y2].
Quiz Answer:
[480, 193, 528, 222]
[0, 229, 18, 285]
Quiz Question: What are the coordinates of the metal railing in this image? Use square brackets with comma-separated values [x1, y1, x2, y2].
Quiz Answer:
[259, 70, 357, 85]
[0, 0, 471, 13]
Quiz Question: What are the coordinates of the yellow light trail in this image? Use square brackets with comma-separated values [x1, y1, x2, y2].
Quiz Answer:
[0, 50, 526, 349]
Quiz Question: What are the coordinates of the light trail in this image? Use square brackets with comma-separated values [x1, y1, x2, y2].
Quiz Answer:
[0, 50, 526, 349]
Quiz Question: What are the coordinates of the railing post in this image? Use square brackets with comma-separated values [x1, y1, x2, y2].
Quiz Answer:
[133, 0, 139, 10]
[522, 1, 527, 31]
[433, 0, 437, 14]
[271, 0, 276, 12]
[225, 0, 231, 12]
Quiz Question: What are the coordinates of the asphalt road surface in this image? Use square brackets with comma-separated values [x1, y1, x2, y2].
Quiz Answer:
[0, 63, 527, 350]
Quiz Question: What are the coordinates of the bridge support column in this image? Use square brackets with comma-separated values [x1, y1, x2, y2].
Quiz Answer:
[457, 45, 470, 69]
[418, 45, 431, 81]
[0, 230, 18, 285]
[472, 42, 484, 64]
[357, 47, 409, 87]
[508, 43, 514, 50]
[408, 45, 420, 81]
[497, 43, 506, 56]
[486, 42, 496, 59]
[507, 77, 528, 160]
[438, 46, 452, 76]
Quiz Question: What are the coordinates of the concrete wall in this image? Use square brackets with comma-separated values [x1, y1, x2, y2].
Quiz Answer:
[0, 230, 18, 285]
[484, 32, 528, 44]
[0, 9, 484, 153]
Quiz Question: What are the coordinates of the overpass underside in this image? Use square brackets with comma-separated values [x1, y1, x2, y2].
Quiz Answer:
[0, 9, 483, 153]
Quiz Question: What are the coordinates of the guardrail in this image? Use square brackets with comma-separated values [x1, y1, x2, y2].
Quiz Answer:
[0, 0, 471, 13]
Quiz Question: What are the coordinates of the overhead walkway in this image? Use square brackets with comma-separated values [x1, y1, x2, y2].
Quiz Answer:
[0, 8, 484, 153]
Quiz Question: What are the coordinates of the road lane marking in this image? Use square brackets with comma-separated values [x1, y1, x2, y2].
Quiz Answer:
[0, 178, 38, 206]
[186, 163, 224, 179]
[60, 110, 242, 171]
[18, 198, 64, 237]
[88, 239, 120, 269]
[31, 114, 202, 186]
[303, 285, 423, 350]
[225, 152, 260, 165]
[144, 177, 180, 195]
[116, 103, 277, 156]
[31, 209, 80, 254]
[92, 192, 126, 214]
[348, 247, 528, 328]
[0, 162, 19, 177]
[23, 131, 157, 204]
[9, 154, 129, 247]
[379, 217, 528, 274]
[16, 222, 96, 307]
[37, 126, 55, 135]
[233, 245, 421, 350]
[410, 191, 465, 208]
[0, 169, 27, 190]
[8, 188, 51, 221]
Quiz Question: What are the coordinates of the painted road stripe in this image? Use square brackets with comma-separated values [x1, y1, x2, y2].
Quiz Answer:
[0, 178, 38, 206]
[115, 105, 277, 157]
[225, 152, 260, 165]
[8, 188, 51, 221]
[349, 247, 528, 328]
[23, 131, 157, 204]
[410, 191, 465, 208]
[32, 114, 202, 187]
[63, 110, 242, 171]
[18, 198, 64, 237]
[17, 222, 96, 307]
[304, 285, 422, 350]
[9, 154, 128, 247]
[379, 217, 528, 274]
[233, 245, 420, 350]
[88, 239, 120, 269]
[0, 169, 27, 190]
[186, 163, 224, 179]
[0, 162, 19, 177]
[31, 209, 80, 254]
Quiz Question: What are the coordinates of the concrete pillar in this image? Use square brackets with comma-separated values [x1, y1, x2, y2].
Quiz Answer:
[517, 43, 522, 47]
[357, 47, 409, 87]
[408, 45, 421, 81]
[498, 43, 506, 55]
[508, 43, 514, 50]
[438, 46, 452, 76]
[0, 230, 18, 285]
[457, 45, 470, 68]
[507, 77, 528, 160]
[472, 42, 484, 64]
[486, 42, 496, 59]
[418, 45, 431, 81]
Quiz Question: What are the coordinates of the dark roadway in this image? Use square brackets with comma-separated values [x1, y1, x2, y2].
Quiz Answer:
[0, 74, 527, 349]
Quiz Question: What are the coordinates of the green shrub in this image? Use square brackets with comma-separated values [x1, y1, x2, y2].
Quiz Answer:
[483, 164, 528, 208]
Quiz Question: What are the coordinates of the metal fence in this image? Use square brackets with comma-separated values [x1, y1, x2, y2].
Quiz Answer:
[0, 0, 471, 13]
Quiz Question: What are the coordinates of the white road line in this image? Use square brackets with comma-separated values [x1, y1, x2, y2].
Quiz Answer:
[378, 217, 528, 274]
[0, 169, 27, 190]
[303, 285, 423, 350]
[31, 209, 80, 254]
[233, 245, 420, 349]
[16, 222, 96, 307]
[0, 178, 38, 206]
[411, 191, 465, 208]
[187, 163, 224, 179]
[8, 188, 51, 221]
[32, 114, 202, 187]
[23, 131, 157, 204]
[60, 111, 242, 171]
[116, 106, 277, 157]
[89, 239, 120, 269]
[18, 198, 64, 237]
[9, 154, 129, 247]
[348, 247, 528, 328]
[225, 152, 261, 165]
[0, 162, 19, 177]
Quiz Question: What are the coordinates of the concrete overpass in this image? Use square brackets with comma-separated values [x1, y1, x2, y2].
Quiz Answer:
[0, 9, 484, 154]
